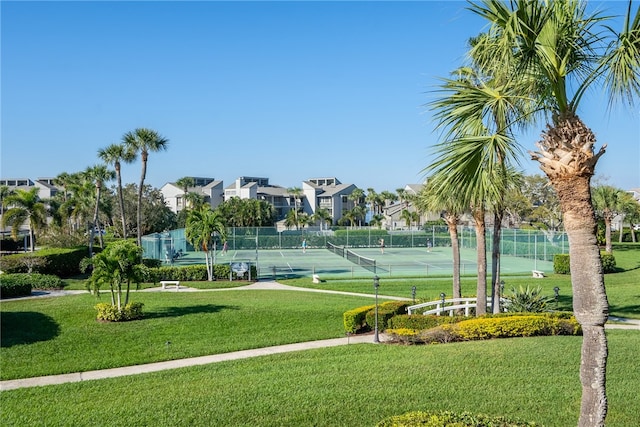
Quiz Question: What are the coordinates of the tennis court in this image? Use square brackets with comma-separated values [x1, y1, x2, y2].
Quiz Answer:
[168, 244, 554, 280]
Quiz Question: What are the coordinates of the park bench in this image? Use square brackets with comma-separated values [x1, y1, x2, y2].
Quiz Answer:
[160, 280, 180, 291]
[532, 270, 545, 278]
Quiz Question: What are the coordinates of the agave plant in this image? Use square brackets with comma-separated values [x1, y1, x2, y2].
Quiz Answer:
[504, 285, 554, 313]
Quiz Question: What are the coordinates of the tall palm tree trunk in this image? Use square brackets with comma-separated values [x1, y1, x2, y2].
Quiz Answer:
[473, 206, 487, 316]
[445, 214, 461, 300]
[491, 211, 503, 313]
[115, 163, 127, 239]
[556, 175, 608, 427]
[535, 113, 609, 426]
[137, 153, 148, 246]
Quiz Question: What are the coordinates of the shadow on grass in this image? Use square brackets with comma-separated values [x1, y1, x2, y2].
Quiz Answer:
[144, 304, 239, 320]
[608, 303, 640, 318]
[0, 311, 60, 348]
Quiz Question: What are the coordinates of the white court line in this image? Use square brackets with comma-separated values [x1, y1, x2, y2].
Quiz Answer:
[286, 262, 294, 273]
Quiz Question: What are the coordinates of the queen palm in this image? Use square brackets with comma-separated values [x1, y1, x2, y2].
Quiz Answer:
[312, 208, 332, 231]
[592, 185, 625, 253]
[98, 143, 137, 239]
[175, 176, 196, 211]
[122, 128, 169, 246]
[465, 1, 640, 424]
[1, 188, 47, 252]
[84, 165, 115, 251]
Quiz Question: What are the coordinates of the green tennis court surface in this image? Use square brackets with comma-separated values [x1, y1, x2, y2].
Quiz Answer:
[169, 246, 553, 280]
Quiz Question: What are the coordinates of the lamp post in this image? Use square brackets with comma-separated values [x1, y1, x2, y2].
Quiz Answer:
[554, 286, 560, 307]
[373, 275, 380, 343]
[411, 286, 417, 303]
[440, 292, 446, 316]
[499, 280, 505, 311]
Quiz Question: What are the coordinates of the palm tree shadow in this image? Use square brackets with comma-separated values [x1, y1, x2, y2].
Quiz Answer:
[1, 312, 60, 348]
[144, 304, 239, 319]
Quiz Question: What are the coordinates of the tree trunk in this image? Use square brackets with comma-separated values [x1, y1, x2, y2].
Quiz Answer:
[532, 113, 608, 427]
[445, 214, 461, 300]
[137, 153, 148, 246]
[473, 206, 487, 316]
[556, 175, 609, 427]
[116, 162, 127, 239]
[491, 211, 503, 313]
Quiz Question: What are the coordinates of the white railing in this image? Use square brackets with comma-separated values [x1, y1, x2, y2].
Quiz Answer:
[407, 297, 507, 317]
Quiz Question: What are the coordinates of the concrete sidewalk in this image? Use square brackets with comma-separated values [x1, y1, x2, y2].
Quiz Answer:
[0, 334, 377, 391]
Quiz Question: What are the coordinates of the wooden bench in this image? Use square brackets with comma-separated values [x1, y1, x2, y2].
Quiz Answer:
[160, 280, 180, 291]
[532, 270, 545, 278]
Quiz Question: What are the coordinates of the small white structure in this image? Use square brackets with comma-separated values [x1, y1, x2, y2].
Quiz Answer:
[312, 274, 321, 284]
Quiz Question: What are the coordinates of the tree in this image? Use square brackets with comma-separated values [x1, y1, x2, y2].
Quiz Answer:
[185, 206, 227, 281]
[175, 176, 196, 211]
[98, 143, 137, 239]
[619, 193, 640, 242]
[417, 179, 466, 303]
[1, 188, 47, 252]
[592, 185, 624, 253]
[312, 208, 332, 231]
[365, 188, 379, 215]
[400, 209, 413, 229]
[114, 183, 176, 236]
[369, 214, 384, 229]
[0, 185, 13, 227]
[84, 239, 145, 312]
[466, 1, 640, 423]
[83, 164, 115, 251]
[287, 187, 303, 229]
[122, 128, 169, 246]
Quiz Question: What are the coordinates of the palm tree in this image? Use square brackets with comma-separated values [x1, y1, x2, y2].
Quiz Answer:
[83, 165, 115, 251]
[417, 179, 466, 302]
[365, 188, 379, 215]
[400, 209, 413, 230]
[369, 214, 384, 229]
[0, 185, 13, 230]
[592, 185, 624, 253]
[185, 206, 227, 281]
[619, 193, 640, 243]
[466, 2, 640, 423]
[312, 208, 332, 231]
[175, 176, 196, 211]
[122, 128, 169, 246]
[98, 143, 137, 239]
[1, 188, 47, 252]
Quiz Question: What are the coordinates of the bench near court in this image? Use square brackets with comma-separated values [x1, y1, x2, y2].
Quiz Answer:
[160, 280, 180, 291]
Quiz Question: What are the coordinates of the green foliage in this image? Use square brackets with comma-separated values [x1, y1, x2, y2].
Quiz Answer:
[388, 314, 460, 331]
[141, 258, 162, 268]
[503, 285, 554, 313]
[94, 302, 144, 322]
[144, 264, 254, 282]
[0, 246, 90, 277]
[0, 274, 32, 298]
[365, 301, 409, 331]
[387, 313, 581, 344]
[600, 252, 617, 273]
[554, 252, 617, 274]
[553, 254, 570, 274]
[343, 304, 376, 334]
[377, 410, 538, 426]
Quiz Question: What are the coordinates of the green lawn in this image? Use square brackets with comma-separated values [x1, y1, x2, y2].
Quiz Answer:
[0, 291, 374, 380]
[1, 331, 638, 426]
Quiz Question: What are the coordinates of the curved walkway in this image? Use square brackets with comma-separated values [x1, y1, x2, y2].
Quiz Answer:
[1, 281, 637, 391]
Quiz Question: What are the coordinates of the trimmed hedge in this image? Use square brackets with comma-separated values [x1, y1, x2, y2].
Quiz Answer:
[377, 410, 538, 426]
[0, 273, 64, 298]
[343, 304, 376, 334]
[386, 313, 581, 344]
[0, 247, 91, 277]
[554, 252, 617, 274]
[145, 264, 257, 283]
[388, 314, 461, 331]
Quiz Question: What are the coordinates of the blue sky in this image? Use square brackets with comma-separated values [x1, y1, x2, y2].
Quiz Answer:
[2, 1, 638, 193]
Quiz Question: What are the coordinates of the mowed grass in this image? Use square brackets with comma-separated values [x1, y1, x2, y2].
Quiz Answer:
[280, 243, 640, 319]
[0, 291, 374, 380]
[1, 331, 638, 427]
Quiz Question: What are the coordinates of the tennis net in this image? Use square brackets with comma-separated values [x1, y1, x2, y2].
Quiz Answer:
[345, 248, 377, 273]
[326, 242, 345, 258]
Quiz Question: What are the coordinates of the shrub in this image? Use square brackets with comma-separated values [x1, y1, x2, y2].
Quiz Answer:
[364, 301, 410, 332]
[0, 274, 32, 298]
[503, 285, 554, 313]
[455, 315, 581, 340]
[389, 314, 460, 330]
[553, 252, 617, 274]
[377, 410, 538, 426]
[0, 273, 64, 299]
[0, 247, 90, 277]
[553, 254, 570, 274]
[343, 305, 376, 334]
[141, 258, 163, 268]
[600, 252, 616, 273]
[95, 302, 144, 322]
